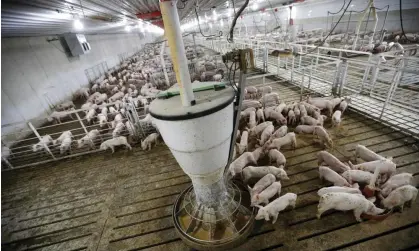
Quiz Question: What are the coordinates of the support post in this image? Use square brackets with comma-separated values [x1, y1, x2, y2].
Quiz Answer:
[160, 0, 195, 106]
[160, 41, 171, 87]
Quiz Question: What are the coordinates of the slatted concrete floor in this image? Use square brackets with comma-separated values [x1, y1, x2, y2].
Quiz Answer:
[2, 80, 419, 251]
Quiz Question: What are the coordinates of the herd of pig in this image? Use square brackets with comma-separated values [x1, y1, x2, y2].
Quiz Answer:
[8, 45, 230, 164]
[226, 85, 417, 224]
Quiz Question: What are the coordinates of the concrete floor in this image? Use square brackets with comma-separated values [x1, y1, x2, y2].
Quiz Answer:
[2, 80, 419, 251]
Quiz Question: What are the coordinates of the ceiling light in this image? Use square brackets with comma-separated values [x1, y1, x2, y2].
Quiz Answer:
[73, 19, 83, 30]
[252, 3, 258, 11]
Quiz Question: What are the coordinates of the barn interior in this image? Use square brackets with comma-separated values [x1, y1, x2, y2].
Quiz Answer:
[1, 0, 419, 250]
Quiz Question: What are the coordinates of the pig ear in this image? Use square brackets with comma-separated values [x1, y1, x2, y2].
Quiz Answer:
[247, 185, 253, 193]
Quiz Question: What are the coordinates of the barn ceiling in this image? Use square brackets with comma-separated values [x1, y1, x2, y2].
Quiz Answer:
[1, 0, 298, 37]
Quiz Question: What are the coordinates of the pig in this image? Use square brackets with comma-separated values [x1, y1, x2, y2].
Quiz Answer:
[248, 111, 257, 129]
[268, 149, 286, 167]
[98, 113, 108, 128]
[294, 125, 316, 134]
[319, 166, 350, 186]
[95, 93, 108, 104]
[87, 92, 101, 102]
[229, 148, 265, 176]
[317, 151, 350, 173]
[355, 144, 385, 162]
[125, 121, 135, 136]
[288, 110, 296, 125]
[332, 110, 342, 127]
[100, 136, 132, 153]
[380, 173, 413, 197]
[32, 135, 54, 152]
[264, 132, 297, 151]
[112, 113, 123, 128]
[348, 158, 396, 177]
[48, 109, 75, 123]
[237, 130, 249, 154]
[381, 185, 417, 211]
[259, 125, 275, 145]
[301, 115, 320, 126]
[298, 104, 308, 117]
[141, 133, 160, 151]
[85, 109, 96, 124]
[242, 100, 262, 110]
[56, 101, 75, 111]
[342, 170, 375, 185]
[53, 131, 73, 145]
[242, 166, 289, 183]
[59, 136, 72, 155]
[256, 108, 265, 123]
[241, 107, 256, 118]
[260, 93, 280, 107]
[109, 91, 124, 102]
[313, 126, 333, 148]
[249, 121, 273, 137]
[245, 86, 258, 94]
[317, 186, 362, 196]
[275, 102, 287, 114]
[293, 105, 301, 120]
[271, 125, 288, 139]
[252, 182, 282, 206]
[307, 96, 333, 116]
[255, 193, 297, 223]
[317, 192, 385, 222]
[112, 122, 125, 138]
[257, 86, 273, 95]
[301, 101, 321, 115]
[339, 97, 351, 114]
[312, 112, 327, 126]
[330, 97, 343, 109]
[77, 129, 100, 149]
[266, 109, 287, 125]
[248, 174, 276, 204]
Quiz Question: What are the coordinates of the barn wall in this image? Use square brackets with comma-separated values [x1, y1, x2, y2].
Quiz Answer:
[1, 32, 157, 143]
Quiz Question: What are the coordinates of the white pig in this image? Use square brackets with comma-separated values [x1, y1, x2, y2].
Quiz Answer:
[85, 109, 96, 124]
[332, 110, 342, 127]
[242, 166, 289, 183]
[288, 110, 296, 125]
[259, 125, 274, 145]
[229, 148, 265, 176]
[381, 185, 417, 211]
[380, 173, 413, 197]
[241, 107, 256, 118]
[319, 166, 350, 186]
[141, 133, 159, 151]
[317, 192, 385, 222]
[59, 136, 72, 155]
[249, 121, 273, 137]
[295, 125, 316, 134]
[77, 129, 100, 149]
[238, 130, 249, 154]
[252, 182, 282, 206]
[313, 126, 333, 148]
[348, 158, 396, 177]
[317, 151, 350, 173]
[248, 174, 276, 204]
[100, 136, 132, 153]
[256, 108, 265, 123]
[112, 122, 125, 138]
[342, 170, 375, 185]
[248, 111, 257, 129]
[270, 125, 288, 139]
[264, 132, 297, 151]
[317, 186, 362, 197]
[255, 193, 297, 223]
[268, 149, 286, 167]
[355, 145, 385, 162]
[307, 96, 333, 116]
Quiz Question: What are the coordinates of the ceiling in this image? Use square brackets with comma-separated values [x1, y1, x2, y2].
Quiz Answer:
[1, 0, 297, 37]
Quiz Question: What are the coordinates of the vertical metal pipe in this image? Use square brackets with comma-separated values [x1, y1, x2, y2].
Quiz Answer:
[345, 11, 352, 44]
[28, 122, 55, 159]
[160, 0, 195, 106]
[308, 58, 314, 90]
[160, 41, 171, 87]
[300, 68, 305, 101]
[291, 56, 295, 85]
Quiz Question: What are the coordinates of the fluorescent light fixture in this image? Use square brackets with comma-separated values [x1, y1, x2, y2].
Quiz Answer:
[73, 19, 83, 30]
[252, 3, 258, 11]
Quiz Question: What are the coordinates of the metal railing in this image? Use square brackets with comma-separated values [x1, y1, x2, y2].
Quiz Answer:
[197, 37, 419, 138]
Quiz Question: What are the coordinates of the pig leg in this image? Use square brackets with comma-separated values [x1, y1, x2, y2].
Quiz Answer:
[271, 213, 279, 224]
[125, 143, 132, 150]
[316, 204, 329, 219]
[110, 146, 115, 153]
[399, 204, 404, 212]
[353, 208, 363, 222]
